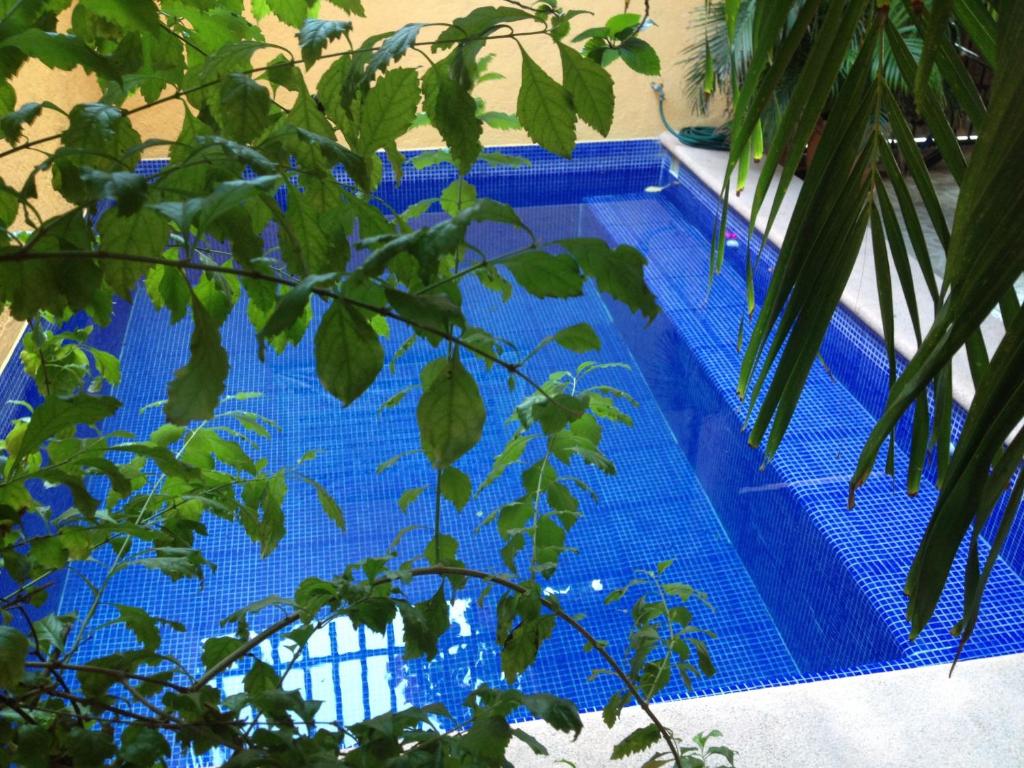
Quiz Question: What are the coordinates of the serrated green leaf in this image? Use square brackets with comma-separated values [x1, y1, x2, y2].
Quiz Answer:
[300, 475, 345, 530]
[417, 357, 485, 468]
[315, 301, 384, 405]
[165, 296, 229, 425]
[16, 394, 120, 466]
[553, 323, 600, 353]
[359, 67, 420, 152]
[618, 38, 661, 75]
[298, 18, 352, 69]
[522, 693, 583, 738]
[559, 43, 614, 136]
[119, 726, 170, 766]
[214, 74, 272, 143]
[80, 0, 161, 33]
[260, 274, 335, 342]
[518, 50, 576, 158]
[1, 101, 43, 144]
[612, 724, 662, 760]
[503, 250, 584, 298]
[424, 59, 482, 174]
[268, 0, 309, 27]
[97, 210, 169, 301]
[0, 626, 28, 689]
[561, 239, 658, 321]
[440, 465, 472, 510]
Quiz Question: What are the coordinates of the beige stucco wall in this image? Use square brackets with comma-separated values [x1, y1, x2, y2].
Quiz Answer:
[5, 0, 721, 222]
[1, 1, 723, 378]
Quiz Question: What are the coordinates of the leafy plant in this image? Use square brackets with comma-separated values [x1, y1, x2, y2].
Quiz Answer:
[682, 0, 946, 121]
[0, 1, 731, 766]
[718, 0, 1022, 654]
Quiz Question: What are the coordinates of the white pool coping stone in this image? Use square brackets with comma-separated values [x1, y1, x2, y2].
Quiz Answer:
[657, 131, 1008, 412]
[507, 651, 1024, 767]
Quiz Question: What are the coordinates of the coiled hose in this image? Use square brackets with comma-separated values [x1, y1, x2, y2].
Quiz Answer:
[651, 83, 730, 151]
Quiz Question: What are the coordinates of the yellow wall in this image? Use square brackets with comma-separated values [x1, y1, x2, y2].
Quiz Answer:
[5, 1, 722, 222]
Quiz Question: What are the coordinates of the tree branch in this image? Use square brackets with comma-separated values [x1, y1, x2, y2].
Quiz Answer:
[0, 248, 556, 402]
[0, 28, 551, 163]
[190, 564, 683, 764]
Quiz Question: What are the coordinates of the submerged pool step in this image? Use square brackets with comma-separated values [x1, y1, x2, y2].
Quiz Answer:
[584, 192, 1024, 676]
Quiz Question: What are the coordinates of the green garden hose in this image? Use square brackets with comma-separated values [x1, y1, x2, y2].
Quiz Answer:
[651, 82, 730, 151]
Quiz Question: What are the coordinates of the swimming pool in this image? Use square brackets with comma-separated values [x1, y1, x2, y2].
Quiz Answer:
[4, 139, 1023, 761]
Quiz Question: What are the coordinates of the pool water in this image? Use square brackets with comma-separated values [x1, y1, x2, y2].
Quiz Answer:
[5, 140, 1024, 762]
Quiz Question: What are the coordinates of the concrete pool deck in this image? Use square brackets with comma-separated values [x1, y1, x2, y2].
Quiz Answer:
[657, 133, 1008, 413]
[508, 651, 1024, 767]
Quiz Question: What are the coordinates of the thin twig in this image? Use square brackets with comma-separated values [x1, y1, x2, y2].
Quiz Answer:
[411, 565, 683, 765]
[192, 564, 682, 763]
[0, 249, 556, 403]
[24, 661, 192, 694]
[0, 29, 550, 163]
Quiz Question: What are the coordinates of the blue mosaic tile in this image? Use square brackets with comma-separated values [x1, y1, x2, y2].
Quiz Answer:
[2, 140, 1022, 763]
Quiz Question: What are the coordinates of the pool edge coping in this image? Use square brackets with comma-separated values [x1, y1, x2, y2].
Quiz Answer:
[657, 131, 1010, 414]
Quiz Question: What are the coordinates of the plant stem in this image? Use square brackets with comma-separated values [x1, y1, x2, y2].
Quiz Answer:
[411, 565, 682, 765]
[24, 661, 193, 694]
[0, 29, 551, 163]
[190, 610, 300, 691]
[0, 248, 559, 405]
[191, 564, 682, 763]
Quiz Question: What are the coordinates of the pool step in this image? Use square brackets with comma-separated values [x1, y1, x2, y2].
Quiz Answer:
[584, 192, 1024, 674]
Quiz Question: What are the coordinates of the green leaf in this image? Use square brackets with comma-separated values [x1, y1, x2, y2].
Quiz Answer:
[365, 24, 423, 84]
[165, 296, 230, 425]
[518, 49, 576, 158]
[119, 726, 170, 766]
[116, 604, 168, 650]
[522, 693, 583, 738]
[298, 18, 352, 69]
[433, 7, 533, 48]
[612, 724, 662, 760]
[66, 729, 116, 766]
[60, 102, 141, 172]
[512, 728, 549, 756]
[501, 613, 555, 683]
[503, 250, 584, 298]
[79, 168, 148, 215]
[268, 0, 309, 27]
[1, 101, 43, 144]
[417, 357, 485, 468]
[440, 178, 476, 217]
[0, 30, 114, 76]
[315, 301, 385, 405]
[398, 586, 450, 660]
[561, 239, 658, 321]
[462, 715, 513, 762]
[440, 465, 472, 510]
[80, 0, 161, 33]
[259, 274, 334, 342]
[97, 210, 169, 300]
[31, 614, 72, 655]
[398, 485, 426, 512]
[202, 636, 246, 670]
[618, 38, 661, 75]
[424, 60, 482, 174]
[0, 626, 28, 689]
[553, 323, 600, 353]
[480, 111, 522, 131]
[359, 67, 420, 153]
[326, 0, 365, 15]
[214, 74, 272, 143]
[16, 394, 120, 465]
[559, 43, 614, 136]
